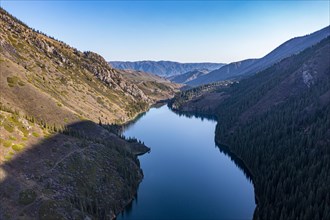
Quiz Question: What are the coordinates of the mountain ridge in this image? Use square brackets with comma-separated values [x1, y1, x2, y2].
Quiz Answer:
[170, 36, 330, 219]
[169, 69, 210, 84]
[109, 60, 225, 77]
[187, 26, 330, 86]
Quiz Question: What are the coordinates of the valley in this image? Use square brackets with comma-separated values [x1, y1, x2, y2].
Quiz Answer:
[1, 3, 329, 220]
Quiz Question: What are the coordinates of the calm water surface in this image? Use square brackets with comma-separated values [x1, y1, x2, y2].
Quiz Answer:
[117, 105, 255, 220]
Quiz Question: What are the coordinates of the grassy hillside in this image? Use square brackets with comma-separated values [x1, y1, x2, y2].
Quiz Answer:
[0, 8, 178, 125]
[171, 37, 330, 219]
[0, 107, 150, 219]
[120, 69, 180, 101]
[0, 8, 178, 219]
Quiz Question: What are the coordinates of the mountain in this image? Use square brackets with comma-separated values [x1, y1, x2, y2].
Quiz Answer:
[171, 37, 330, 219]
[169, 69, 210, 84]
[0, 9, 179, 125]
[109, 60, 224, 77]
[0, 8, 179, 219]
[187, 26, 330, 86]
[120, 69, 181, 100]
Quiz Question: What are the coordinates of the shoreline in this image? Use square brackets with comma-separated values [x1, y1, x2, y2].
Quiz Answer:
[112, 99, 171, 220]
[214, 138, 259, 207]
[169, 101, 259, 218]
[114, 104, 258, 220]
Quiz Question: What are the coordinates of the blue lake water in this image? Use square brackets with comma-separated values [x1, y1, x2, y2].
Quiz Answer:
[117, 105, 255, 220]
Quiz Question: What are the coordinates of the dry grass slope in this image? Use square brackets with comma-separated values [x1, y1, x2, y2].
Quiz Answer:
[0, 8, 179, 219]
[0, 8, 179, 126]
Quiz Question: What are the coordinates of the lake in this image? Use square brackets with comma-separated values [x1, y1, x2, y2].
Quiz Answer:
[117, 105, 255, 220]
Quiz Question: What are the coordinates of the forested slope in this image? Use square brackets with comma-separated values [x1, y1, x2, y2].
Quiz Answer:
[187, 26, 329, 86]
[171, 37, 330, 219]
[215, 37, 330, 219]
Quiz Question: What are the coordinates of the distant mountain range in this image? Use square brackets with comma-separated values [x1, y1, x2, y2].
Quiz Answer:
[184, 26, 330, 86]
[109, 61, 225, 77]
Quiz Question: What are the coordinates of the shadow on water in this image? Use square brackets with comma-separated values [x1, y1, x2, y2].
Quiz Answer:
[168, 107, 217, 122]
[118, 193, 138, 220]
[107, 102, 168, 136]
[104, 110, 149, 136]
[117, 105, 255, 219]
[169, 107, 256, 206]
[0, 120, 144, 220]
[168, 107, 253, 182]
[215, 143, 253, 182]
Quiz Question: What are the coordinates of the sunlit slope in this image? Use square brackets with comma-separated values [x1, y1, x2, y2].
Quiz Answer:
[0, 8, 178, 125]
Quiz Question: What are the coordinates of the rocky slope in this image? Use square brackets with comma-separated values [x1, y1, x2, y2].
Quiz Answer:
[187, 26, 330, 86]
[171, 37, 330, 219]
[0, 8, 178, 219]
[120, 69, 181, 101]
[109, 60, 224, 77]
[0, 8, 179, 125]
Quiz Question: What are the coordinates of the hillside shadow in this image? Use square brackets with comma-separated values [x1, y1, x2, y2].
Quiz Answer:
[107, 111, 148, 135]
[0, 120, 147, 220]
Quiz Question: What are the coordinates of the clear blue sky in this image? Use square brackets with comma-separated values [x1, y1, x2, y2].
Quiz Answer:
[2, 1, 329, 63]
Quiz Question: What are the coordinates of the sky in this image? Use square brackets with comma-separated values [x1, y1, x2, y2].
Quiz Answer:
[1, 1, 329, 63]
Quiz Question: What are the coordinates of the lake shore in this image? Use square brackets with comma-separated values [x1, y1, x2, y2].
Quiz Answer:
[117, 105, 255, 220]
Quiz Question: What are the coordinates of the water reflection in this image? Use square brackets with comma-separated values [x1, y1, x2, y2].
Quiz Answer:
[117, 105, 255, 220]
[168, 106, 217, 122]
[215, 143, 253, 182]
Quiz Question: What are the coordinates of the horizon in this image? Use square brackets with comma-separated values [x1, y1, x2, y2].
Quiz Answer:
[2, 1, 329, 63]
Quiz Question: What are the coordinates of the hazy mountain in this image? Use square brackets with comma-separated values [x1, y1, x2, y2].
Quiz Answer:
[171, 37, 330, 219]
[0, 8, 179, 219]
[169, 69, 210, 84]
[109, 60, 225, 77]
[187, 26, 330, 86]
